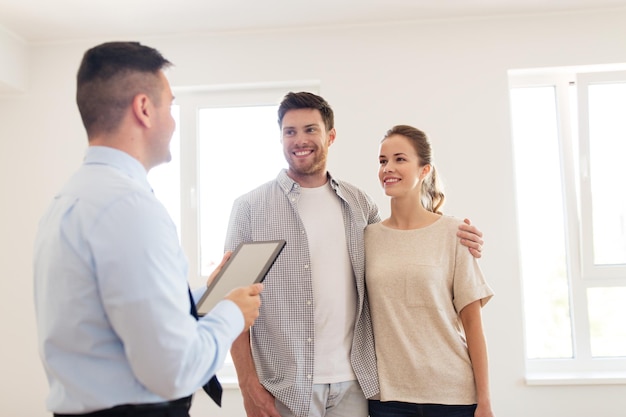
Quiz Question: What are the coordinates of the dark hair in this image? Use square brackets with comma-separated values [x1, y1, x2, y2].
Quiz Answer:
[76, 41, 172, 137]
[277, 91, 334, 131]
[383, 125, 446, 214]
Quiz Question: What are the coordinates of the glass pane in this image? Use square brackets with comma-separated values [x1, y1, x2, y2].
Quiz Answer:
[148, 105, 181, 240]
[198, 105, 286, 275]
[588, 287, 626, 357]
[510, 87, 573, 359]
[587, 83, 626, 265]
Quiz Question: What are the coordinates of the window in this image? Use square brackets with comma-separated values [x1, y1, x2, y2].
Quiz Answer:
[196, 105, 285, 276]
[149, 83, 318, 382]
[509, 67, 626, 384]
[149, 105, 181, 237]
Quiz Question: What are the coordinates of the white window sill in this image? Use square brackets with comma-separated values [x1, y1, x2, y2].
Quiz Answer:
[220, 380, 240, 390]
[525, 371, 626, 386]
[217, 363, 239, 390]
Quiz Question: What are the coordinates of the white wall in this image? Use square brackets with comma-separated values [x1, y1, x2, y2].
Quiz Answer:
[1, 9, 625, 417]
[0, 25, 28, 93]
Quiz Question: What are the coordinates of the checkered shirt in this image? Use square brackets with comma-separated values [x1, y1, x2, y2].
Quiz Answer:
[225, 169, 381, 417]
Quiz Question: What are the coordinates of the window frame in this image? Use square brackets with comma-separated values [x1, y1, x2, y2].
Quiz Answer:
[171, 82, 320, 382]
[509, 68, 626, 385]
[576, 70, 626, 280]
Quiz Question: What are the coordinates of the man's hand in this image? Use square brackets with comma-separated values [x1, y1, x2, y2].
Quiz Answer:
[206, 251, 232, 287]
[231, 332, 280, 417]
[225, 284, 263, 331]
[240, 379, 281, 417]
[458, 218, 484, 259]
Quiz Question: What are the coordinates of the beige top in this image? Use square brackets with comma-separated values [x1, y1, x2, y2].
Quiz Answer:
[365, 216, 493, 405]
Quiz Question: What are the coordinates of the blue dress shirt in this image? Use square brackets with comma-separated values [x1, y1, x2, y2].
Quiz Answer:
[33, 146, 243, 414]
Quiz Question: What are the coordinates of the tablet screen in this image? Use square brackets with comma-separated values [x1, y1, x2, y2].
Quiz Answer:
[196, 240, 286, 316]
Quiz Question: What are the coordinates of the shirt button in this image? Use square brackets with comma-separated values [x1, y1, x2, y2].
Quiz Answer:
[307, 374, 312, 379]
[304, 264, 309, 269]
[307, 338, 312, 343]
[291, 197, 296, 202]
[306, 300, 312, 305]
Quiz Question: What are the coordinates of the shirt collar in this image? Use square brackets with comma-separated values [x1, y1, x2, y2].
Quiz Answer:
[276, 168, 340, 193]
[83, 146, 152, 192]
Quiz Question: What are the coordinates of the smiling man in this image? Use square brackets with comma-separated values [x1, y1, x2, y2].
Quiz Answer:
[280, 107, 334, 184]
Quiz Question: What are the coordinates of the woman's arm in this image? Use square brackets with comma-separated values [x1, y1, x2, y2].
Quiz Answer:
[460, 300, 495, 417]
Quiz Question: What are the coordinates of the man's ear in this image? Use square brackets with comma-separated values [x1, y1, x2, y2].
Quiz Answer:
[131, 93, 152, 128]
[327, 128, 337, 146]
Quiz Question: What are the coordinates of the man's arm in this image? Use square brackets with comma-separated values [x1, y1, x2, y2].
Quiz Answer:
[231, 332, 281, 417]
[96, 193, 242, 399]
[458, 218, 484, 259]
[224, 197, 280, 416]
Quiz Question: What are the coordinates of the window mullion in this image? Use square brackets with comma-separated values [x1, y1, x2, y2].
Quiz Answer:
[575, 73, 596, 283]
[178, 96, 202, 288]
[555, 76, 592, 365]
[576, 71, 626, 280]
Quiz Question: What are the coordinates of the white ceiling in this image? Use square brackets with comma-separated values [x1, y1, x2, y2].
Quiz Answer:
[2, 0, 626, 43]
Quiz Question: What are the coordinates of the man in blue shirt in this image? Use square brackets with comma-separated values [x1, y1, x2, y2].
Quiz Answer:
[33, 41, 263, 417]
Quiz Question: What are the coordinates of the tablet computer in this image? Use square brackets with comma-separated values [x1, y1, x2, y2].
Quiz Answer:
[196, 239, 286, 316]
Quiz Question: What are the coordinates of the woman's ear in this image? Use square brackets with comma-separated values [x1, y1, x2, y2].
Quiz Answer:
[419, 164, 431, 180]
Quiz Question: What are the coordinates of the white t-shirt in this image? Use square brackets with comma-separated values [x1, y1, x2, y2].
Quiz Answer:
[298, 182, 357, 383]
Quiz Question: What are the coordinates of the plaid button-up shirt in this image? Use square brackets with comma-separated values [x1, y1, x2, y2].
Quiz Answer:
[225, 169, 381, 417]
